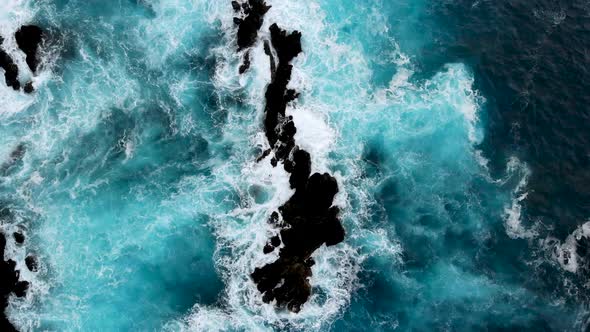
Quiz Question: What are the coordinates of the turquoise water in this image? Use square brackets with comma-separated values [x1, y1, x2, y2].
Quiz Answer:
[1, 0, 589, 331]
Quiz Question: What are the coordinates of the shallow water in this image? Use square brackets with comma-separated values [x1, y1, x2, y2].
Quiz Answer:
[1, 0, 589, 331]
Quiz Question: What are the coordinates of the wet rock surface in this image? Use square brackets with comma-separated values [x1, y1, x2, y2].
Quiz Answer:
[12, 233, 24, 245]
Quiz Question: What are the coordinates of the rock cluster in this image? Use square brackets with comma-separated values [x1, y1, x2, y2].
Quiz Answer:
[231, 6, 346, 312]
[232, 0, 270, 73]
[0, 25, 43, 93]
[1, 146, 38, 331]
[252, 24, 345, 313]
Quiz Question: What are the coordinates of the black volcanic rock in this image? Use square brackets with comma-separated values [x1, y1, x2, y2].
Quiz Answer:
[236, 0, 270, 51]
[269, 23, 302, 64]
[239, 51, 251, 74]
[0, 37, 20, 90]
[232, 1, 241, 12]
[12, 232, 24, 245]
[288, 149, 311, 190]
[15, 25, 43, 73]
[1, 232, 29, 332]
[252, 256, 313, 313]
[25, 256, 37, 272]
[23, 81, 34, 94]
[262, 25, 303, 147]
[270, 235, 281, 247]
[263, 244, 275, 254]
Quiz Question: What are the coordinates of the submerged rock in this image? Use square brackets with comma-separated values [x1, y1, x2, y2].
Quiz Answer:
[1, 143, 26, 175]
[15, 25, 43, 73]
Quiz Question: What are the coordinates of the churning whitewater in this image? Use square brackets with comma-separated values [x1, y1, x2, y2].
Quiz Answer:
[1, 0, 590, 331]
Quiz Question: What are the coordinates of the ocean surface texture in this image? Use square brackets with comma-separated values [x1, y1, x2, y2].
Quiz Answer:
[1, 0, 589, 331]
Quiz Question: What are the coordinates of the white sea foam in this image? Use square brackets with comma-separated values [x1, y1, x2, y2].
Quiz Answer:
[502, 157, 536, 239]
[288, 104, 336, 173]
[533, 8, 566, 26]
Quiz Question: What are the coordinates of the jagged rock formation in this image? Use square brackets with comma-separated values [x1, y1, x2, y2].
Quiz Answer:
[251, 24, 345, 313]
[231, 10, 346, 312]
[233, 0, 270, 73]
[0, 25, 43, 93]
[233, 0, 270, 51]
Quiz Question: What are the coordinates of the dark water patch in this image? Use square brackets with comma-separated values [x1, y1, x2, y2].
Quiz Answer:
[0, 143, 26, 176]
[404, 0, 590, 235]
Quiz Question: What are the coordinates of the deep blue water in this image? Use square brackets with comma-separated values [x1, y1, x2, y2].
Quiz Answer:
[0, 0, 589, 331]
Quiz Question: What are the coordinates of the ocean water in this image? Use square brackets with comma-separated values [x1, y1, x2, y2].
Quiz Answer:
[1, 0, 589, 331]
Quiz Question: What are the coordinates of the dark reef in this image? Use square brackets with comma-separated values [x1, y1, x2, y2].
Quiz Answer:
[232, 7, 346, 312]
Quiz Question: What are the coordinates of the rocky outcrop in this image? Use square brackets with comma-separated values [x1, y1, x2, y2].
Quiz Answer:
[15, 25, 43, 73]
[232, 14, 346, 312]
[0, 38, 20, 91]
[1, 232, 29, 332]
[1, 25, 43, 93]
[233, 0, 270, 74]
[234, 0, 270, 50]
